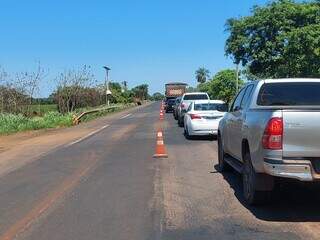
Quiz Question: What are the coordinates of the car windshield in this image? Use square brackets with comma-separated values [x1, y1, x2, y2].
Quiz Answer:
[194, 103, 223, 111]
[184, 94, 208, 100]
[257, 82, 320, 106]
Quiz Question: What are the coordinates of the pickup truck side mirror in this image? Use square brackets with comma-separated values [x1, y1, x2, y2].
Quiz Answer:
[217, 103, 229, 112]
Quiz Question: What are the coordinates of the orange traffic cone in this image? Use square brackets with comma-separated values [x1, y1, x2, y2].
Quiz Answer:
[153, 129, 168, 158]
[159, 109, 164, 120]
[161, 101, 164, 110]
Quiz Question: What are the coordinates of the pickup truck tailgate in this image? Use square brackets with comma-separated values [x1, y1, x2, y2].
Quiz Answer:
[283, 110, 320, 157]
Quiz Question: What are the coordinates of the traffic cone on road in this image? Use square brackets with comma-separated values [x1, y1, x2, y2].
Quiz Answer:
[159, 109, 164, 120]
[153, 129, 168, 158]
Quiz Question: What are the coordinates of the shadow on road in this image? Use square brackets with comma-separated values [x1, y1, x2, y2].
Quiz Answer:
[184, 133, 217, 142]
[214, 164, 320, 222]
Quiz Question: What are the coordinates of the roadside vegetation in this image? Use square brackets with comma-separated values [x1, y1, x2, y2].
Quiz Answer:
[191, 0, 320, 104]
[0, 112, 73, 134]
[225, 0, 320, 79]
[0, 64, 151, 135]
[198, 69, 244, 103]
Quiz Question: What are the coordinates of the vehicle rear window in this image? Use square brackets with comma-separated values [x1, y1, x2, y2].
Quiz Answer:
[194, 103, 222, 111]
[183, 94, 208, 100]
[257, 82, 320, 106]
[168, 99, 175, 104]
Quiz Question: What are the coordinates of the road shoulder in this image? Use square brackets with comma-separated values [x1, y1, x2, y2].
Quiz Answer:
[0, 103, 151, 178]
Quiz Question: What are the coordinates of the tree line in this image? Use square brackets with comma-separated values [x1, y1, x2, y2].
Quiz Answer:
[195, 0, 320, 103]
[0, 64, 150, 115]
[195, 68, 243, 104]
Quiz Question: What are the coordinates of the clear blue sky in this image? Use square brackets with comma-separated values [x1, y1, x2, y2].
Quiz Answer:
[0, 0, 268, 97]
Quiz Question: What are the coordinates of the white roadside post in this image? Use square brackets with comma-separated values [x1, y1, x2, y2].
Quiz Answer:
[103, 66, 112, 106]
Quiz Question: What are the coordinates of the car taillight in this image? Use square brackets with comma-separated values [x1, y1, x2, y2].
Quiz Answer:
[190, 114, 202, 120]
[262, 117, 283, 150]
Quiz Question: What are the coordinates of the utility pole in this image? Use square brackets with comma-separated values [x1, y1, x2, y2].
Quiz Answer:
[103, 66, 111, 106]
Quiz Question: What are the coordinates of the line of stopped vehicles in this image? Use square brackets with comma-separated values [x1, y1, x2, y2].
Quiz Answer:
[163, 79, 320, 205]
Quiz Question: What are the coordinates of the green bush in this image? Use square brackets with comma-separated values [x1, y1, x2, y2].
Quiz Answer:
[0, 103, 133, 135]
[0, 112, 73, 135]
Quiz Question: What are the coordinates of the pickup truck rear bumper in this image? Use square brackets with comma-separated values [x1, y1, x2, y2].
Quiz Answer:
[264, 158, 315, 181]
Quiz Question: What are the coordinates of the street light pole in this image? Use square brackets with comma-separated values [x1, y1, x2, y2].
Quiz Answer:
[103, 66, 111, 106]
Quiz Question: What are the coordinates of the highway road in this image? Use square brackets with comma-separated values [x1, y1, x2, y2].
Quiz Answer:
[1, 102, 320, 240]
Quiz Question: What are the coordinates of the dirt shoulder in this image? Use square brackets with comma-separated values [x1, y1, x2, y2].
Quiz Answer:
[0, 103, 152, 178]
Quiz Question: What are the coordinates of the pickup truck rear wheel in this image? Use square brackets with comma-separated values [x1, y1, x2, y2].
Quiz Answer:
[178, 117, 184, 127]
[174, 113, 178, 120]
[243, 152, 271, 205]
[184, 126, 190, 139]
[217, 135, 231, 172]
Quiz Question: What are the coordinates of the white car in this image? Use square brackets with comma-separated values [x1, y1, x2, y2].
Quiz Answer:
[184, 100, 228, 138]
[177, 92, 210, 127]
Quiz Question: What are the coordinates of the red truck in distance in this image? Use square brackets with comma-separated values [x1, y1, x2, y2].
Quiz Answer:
[165, 82, 187, 99]
[164, 82, 188, 112]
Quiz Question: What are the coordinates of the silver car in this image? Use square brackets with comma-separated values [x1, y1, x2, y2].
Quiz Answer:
[173, 96, 182, 120]
[218, 79, 320, 205]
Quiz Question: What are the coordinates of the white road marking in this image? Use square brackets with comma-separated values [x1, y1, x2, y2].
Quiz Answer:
[120, 113, 132, 119]
[65, 124, 110, 147]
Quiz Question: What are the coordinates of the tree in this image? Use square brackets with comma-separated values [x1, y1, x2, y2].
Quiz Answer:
[195, 67, 210, 83]
[186, 86, 198, 93]
[225, 0, 320, 79]
[198, 69, 244, 103]
[15, 62, 46, 112]
[151, 92, 164, 101]
[53, 65, 96, 113]
[0, 63, 45, 114]
[131, 84, 149, 101]
[108, 82, 131, 103]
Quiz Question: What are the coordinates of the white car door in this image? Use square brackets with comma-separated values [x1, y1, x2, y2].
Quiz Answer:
[184, 103, 193, 131]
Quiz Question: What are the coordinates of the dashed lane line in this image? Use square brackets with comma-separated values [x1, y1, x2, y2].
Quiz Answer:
[65, 112, 133, 148]
[120, 113, 132, 119]
[65, 124, 110, 147]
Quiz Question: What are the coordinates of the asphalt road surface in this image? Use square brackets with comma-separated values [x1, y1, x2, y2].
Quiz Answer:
[1, 102, 320, 240]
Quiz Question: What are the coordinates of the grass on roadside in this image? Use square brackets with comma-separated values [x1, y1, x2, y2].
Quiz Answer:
[0, 103, 136, 135]
[20, 104, 58, 116]
[0, 112, 73, 135]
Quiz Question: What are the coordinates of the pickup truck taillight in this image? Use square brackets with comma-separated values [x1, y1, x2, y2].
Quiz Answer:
[262, 117, 283, 150]
[190, 114, 202, 120]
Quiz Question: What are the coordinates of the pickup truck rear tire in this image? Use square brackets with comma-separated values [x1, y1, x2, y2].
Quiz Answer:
[178, 117, 184, 127]
[218, 135, 231, 172]
[184, 127, 191, 140]
[243, 152, 272, 205]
